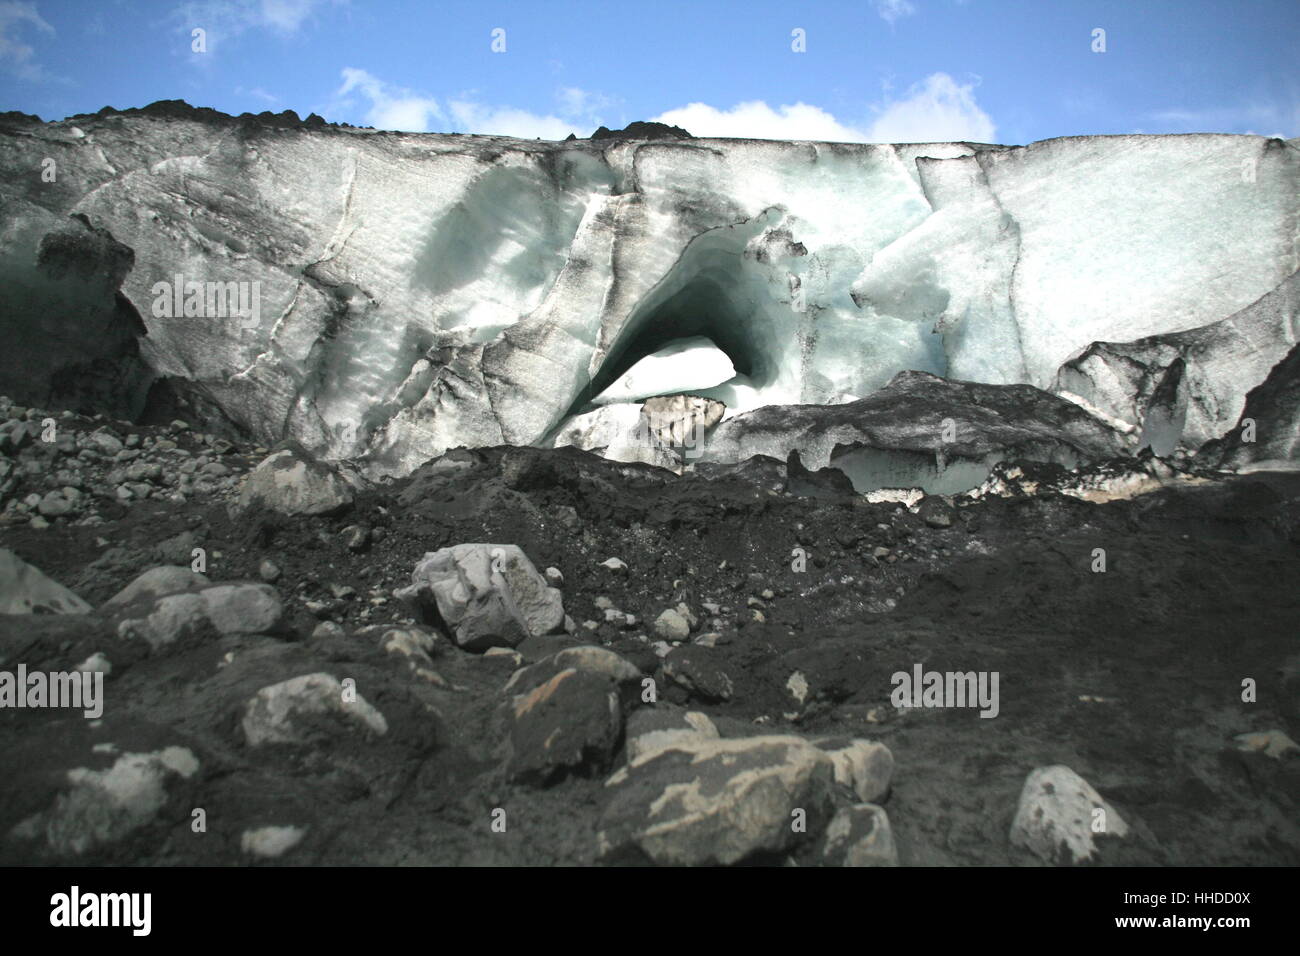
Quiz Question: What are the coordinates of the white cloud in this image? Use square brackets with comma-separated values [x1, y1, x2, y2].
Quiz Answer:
[446, 100, 583, 139]
[258, 0, 322, 31]
[328, 73, 616, 138]
[874, 0, 917, 24]
[651, 73, 996, 145]
[171, 0, 336, 56]
[0, 1, 57, 82]
[867, 72, 996, 143]
[557, 87, 617, 125]
[653, 100, 867, 142]
[444, 86, 617, 138]
[336, 67, 441, 131]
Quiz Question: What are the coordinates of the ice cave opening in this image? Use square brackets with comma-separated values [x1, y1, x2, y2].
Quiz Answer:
[561, 214, 805, 430]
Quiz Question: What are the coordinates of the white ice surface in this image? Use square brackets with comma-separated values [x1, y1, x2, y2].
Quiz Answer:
[2, 118, 1294, 475]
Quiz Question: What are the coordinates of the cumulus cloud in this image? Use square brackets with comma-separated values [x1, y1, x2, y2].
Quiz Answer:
[653, 100, 867, 142]
[328, 72, 616, 138]
[652, 73, 996, 144]
[445, 100, 584, 139]
[336, 67, 442, 131]
[0, 1, 57, 82]
[867, 72, 996, 143]
[443, 86, 618, 138]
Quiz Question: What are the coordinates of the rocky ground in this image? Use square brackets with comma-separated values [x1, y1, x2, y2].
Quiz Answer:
[1, 397, 1298, 866]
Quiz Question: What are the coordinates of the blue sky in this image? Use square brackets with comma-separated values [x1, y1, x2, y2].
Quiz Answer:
[1, 0, 1297, 145]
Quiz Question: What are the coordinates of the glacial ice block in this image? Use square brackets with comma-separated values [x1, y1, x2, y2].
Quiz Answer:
[0, 105, 1295, 476]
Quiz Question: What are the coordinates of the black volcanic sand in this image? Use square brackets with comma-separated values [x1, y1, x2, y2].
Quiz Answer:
[2, 443, 1298, 865]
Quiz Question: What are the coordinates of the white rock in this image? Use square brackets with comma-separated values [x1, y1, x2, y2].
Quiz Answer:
[236, 447, 353, 516]
[240, 825, 307, 859]
[34, 747, 199, 856]
[653, 608, 691, 642]
[395, 543, 564, 651]
[1010, 764, 1129, 864]
[242, 673, 388, 746]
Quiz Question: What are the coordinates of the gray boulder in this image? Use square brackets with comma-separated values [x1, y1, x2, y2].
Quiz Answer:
[242, 673, 388, 746]
[395, 544, 565, 651]
[597, 734, 837, 865]
[0, 549, 91, 614]
[819, 804, 899, 866]
[1010, 764, 1129, 864]
[103, 565, 210, 608]
[236, 445, 353, 516]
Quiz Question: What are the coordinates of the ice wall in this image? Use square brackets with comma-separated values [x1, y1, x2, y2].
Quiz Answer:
[1, 106, 1296, 475]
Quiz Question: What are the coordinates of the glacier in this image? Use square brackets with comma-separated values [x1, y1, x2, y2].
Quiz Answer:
[1, 103, 1297, 482]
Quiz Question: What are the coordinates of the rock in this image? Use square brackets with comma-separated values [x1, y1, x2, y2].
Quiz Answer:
[814, 737, 894, 803]
[340, 525, 369, 552]
[1010, 765, 1130, 864]
[1232, 729, 1299, 758]
[507, 668, 623, 784]
[197, 584, 284, 635]
[661, 645, 734, 702]
[544, 566, 564, 587]
[75, 652, 112, 674]
[640, 394, 726, 451]
[600, 557, 629, 575]
[242, 673, 388, 746]
[103, 565, 210, 608]
[710, 371, 1130, 495]
[504, 645, 642, 695]
[395, 543, 565, 652]
[16, 746, 200, 857]
[918, 495, 955, 528]
[236, 445, 353, 516]
[590, 119, 693, 140]
[598, 735, 837, 865]
[258, 559, 282, 582]
[240, 825, 306, 859]
[624, 707, 719, 762]
[114, 592, 208, 650]
[89, 430, 124, 455]
[0, 549, 92, 614]
[819, 804, 899, 866]
[652, 608, 691, 642]
[551, 403, 680, 471]
[36, 491, 73, 517]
